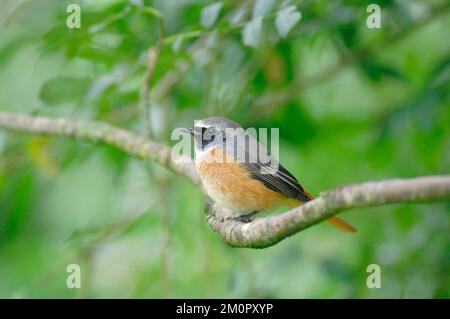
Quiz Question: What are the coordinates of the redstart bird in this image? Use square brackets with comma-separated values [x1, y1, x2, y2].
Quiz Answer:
[188, 116, 356, 232]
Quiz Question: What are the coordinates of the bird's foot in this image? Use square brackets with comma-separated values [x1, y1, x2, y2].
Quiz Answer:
[227, 211, 258, 223]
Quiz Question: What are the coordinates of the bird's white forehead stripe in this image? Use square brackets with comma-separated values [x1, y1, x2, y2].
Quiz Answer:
[194, 119, 206, 127]
[194, 117, 241, 129]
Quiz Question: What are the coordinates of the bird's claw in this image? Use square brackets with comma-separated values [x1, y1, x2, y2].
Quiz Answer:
[226, 211, 258, 223]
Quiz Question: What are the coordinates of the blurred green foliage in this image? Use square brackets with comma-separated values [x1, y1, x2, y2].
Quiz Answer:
[0, 0, 449, 298]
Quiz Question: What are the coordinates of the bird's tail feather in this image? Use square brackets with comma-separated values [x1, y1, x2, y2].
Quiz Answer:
[327, 216, 357, 233]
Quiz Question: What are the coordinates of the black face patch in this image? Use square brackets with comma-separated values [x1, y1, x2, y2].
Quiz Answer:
[198, 126, 226, 151]
[201, 127, 213, 150]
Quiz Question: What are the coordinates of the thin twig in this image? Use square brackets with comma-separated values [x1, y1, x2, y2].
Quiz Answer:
[136, 6, 166, 138]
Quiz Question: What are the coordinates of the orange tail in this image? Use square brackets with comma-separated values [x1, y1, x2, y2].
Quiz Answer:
[303, 189, 357, 233]
[328, 216, 357, 233]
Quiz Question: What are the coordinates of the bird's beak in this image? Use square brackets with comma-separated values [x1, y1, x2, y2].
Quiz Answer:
[181, 127, 194, 136]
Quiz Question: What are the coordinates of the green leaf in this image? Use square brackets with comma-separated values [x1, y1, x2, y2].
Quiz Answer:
[275, 5, 301, 38]
[171, 35, 184, 52]
[39, 77, 91, 106]
[229, 6, 247, 25]
[242, 17, 262, 48]
[360, 60, 405, 82]
[253, 0, 275, 19]
[200, 2, 223, 29]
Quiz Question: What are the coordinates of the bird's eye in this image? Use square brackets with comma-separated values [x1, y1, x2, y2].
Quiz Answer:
[200, 126, 217, 150]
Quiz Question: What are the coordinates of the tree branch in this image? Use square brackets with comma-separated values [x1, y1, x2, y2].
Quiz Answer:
[207, 176, 450, 248]
[0, 111, 199, 184]
[0, 111, 449, 248]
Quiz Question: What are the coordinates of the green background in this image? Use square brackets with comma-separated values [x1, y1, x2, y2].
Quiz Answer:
[0, 0, 449, 298]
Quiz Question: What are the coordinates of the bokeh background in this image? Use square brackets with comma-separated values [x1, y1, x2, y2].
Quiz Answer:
[0, 0, 449, 298]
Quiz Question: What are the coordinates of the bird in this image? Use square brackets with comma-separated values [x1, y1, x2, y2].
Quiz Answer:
[187, 116, 356, 232]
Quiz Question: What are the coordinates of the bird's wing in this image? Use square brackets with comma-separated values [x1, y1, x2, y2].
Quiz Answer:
[245, 161, 311, 202]
[227, 132, 311, 202]
[224, 131, 357, 232]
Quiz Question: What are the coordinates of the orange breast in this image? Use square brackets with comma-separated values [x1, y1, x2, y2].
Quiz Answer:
[197, 148, 295, 213]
